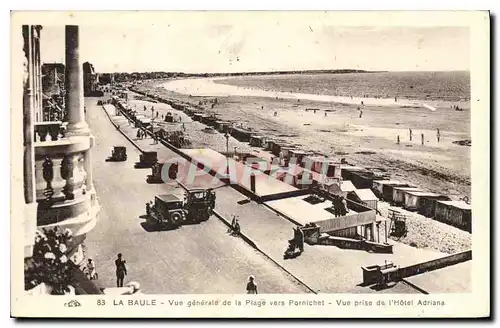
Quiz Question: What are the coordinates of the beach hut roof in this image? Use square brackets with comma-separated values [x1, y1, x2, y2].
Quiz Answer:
[393, 186, 422, 192]
[353, 189, 379, 201]
[340, 180, 357, 192]
[437, 200, 471, 210]
[404, 191, 442, 197]
[340, 165, 365, 171]
[373, 180, 405, 185]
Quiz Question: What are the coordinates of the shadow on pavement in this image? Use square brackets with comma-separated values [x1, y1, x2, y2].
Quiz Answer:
[139, 221, 179, 232]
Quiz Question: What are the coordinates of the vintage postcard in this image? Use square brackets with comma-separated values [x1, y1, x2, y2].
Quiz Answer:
[10, 11, 490, 318]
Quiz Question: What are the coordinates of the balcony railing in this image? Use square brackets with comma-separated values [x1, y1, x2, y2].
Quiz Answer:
[34, 121, 66, 142]
[34, 121, 96, 227]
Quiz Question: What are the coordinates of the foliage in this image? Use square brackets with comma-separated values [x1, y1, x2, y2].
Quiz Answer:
[25, 227, 73, 295]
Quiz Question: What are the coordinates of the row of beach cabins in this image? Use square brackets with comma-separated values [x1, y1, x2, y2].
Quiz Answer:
[132, 89, 472, 233]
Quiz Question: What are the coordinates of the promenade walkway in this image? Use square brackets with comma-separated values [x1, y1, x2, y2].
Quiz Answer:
[101, 100, 469, 294]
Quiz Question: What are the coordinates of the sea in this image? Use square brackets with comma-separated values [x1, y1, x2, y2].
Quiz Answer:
[215, 71, 470, 103]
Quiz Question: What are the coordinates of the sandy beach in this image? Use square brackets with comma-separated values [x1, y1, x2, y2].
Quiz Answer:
[135, 76, 471, 200]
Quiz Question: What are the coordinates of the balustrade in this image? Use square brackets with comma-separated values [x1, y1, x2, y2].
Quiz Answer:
[34, 121, 66, 142]
[34, 134, 91, 204]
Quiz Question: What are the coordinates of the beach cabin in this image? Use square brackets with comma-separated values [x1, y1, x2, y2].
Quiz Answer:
[249, 135, 266, 148]
[271, 141, 289, 157]
[303, 156, 340, 177]
[348, 170, 376, 189]
[289, 150, 310, 167]
[264, 139, 275, 151]
[380, 182, 414, 202]
[372, 180, 403, 198]
[403, 191, 449, 211]
[275, 166, 307, 188]
[340, 165, 367, 181]
[199, 114, 210, 124]
[418, 194, 451, 217]
[215, 121, 230, 133]
[348, 189, 379, 211]
[392, 187, 422, 206]
[230, 127, 252, 142]
[280, 146, 297, 163]
[192, 113, 203, 122]
[434, 201, 472, 232]
[204, 115, 218, 127]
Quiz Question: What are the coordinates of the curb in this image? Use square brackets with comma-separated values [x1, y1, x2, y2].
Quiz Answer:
[212, 210, 317, 294]
[101, 105, 145, 154]
[401, 279, 429, 294]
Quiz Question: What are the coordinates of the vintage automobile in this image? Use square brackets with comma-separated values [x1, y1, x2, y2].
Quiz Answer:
[134, 151, 158, 168]
[106, 145, 127, 162]
[145, 188, 215, 229]
[183, 188, 215, 222]
[146, 194, 186, 229]
[146, 160, 178, 184]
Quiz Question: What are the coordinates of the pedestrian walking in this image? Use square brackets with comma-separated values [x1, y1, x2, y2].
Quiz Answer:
[421, 133, 425, 145]
[115, 253, 127, 287]
[246, 276, 258, 294]
[409, 128, 413, 141]
[436, 128, 441, 143]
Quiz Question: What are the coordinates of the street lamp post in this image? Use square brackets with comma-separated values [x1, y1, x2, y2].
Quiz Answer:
[224, 132, 230, 177]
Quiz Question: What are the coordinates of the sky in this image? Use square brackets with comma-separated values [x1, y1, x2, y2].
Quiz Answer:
[39, 19, 470, 73]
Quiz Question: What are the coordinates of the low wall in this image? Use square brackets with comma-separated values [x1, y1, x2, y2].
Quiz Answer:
[314, 210, 376, 233]
[260, 188, 311, 202]
[398, 250, 472, 279]
[361, 249, 472, 286]
[317, 234, 393, 254]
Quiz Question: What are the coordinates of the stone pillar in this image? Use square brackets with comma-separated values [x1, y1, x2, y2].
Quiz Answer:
[371, 222, 376, 242]
[83, 147, 93, 191]
[65, 25, 89, 135]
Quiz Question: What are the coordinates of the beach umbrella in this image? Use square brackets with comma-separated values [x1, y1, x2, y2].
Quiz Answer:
[423, 103, 437, 111]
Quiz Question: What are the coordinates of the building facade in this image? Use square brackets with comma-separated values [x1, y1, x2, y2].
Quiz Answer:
[83, 61, 98, 95]
[21, 25, 100, 268]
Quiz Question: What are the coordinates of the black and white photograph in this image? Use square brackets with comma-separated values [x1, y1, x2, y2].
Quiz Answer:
[10, 10, 490, 318]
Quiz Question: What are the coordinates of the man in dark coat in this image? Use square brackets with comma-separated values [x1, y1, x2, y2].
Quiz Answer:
[115, 253, 127, 287]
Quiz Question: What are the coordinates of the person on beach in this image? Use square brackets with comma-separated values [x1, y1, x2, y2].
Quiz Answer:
[421, 133, 425, 145]
[274, 111, 278, 117]
[397, 135, 400, 145]
[395, 96, 398, 102]
[246, 276, 258, 294]
[409, 128, 413, 141]
[436, 128, 441, 142]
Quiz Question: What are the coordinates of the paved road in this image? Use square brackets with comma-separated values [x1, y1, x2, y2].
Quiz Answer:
[83, 97, 310, 294]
